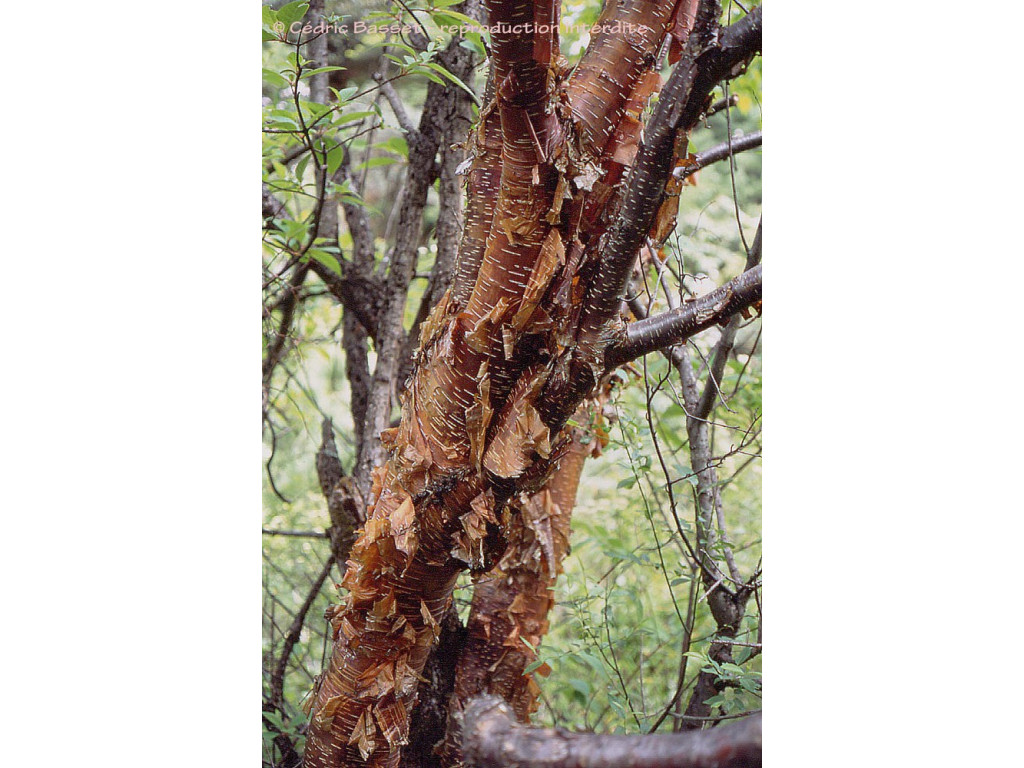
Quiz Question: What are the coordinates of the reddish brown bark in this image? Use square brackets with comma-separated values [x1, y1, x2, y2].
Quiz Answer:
[454, 416, 592, 718]
[567, 0, 695, 157]
[304, 3, 570, 764]
[438, 399, 609, 766]
[302, 3, 760, 766]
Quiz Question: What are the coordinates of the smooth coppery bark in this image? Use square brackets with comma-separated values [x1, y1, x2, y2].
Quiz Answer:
[567, 0, 696, 157]
[461, 695, 761, 768]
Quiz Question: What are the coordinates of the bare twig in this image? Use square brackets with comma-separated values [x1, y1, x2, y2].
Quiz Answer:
[262, 529, 330, 539]
[674, 131, 761, 180]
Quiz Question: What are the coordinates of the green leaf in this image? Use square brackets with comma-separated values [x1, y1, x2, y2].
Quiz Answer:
[704, 693, 729, 708]
[330, 86, 359, 103]
[431, 9, 478, 28]
[459, 32, 486, 56]
[738, 676, 761, 694]
[576, 651, 606, 677]
[567, 678, 591, 698]
[265, 117, 299, 131]
[335, 110, 377, 126]
[294, 153, 311, 181]
[270, 160, 287, 179]
[263, 68, 289, 90]
[300, 66, 347, 80]
[325, 145, 345, 176]
[377, 136, 408, 158]
[608, 698, 626, 718]
[523, 659, 545, 675]
[277, 1, 310, 27]
[308, 249, 342, 276]
[281, 219, 309, 242]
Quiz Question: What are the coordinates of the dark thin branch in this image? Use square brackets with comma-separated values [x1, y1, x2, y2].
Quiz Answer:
[703, 93, 739, 118]
[580, 3, 762, 336]
[676, 130, 761, 180]
[606, 264, 761, 369]
[262, 171, 384, 338]
[263, 262, 310, 390]
[263, 418, 292, 504]
[317, 417, 364, 563]
[694, 221, 761, 419]
[460, 695, 761, 768]
[307, 262, 382, 339]
[343, 311, 372, 464]
[262, 528, 330, 539]
[397, 112, 471, 388]
[268, 554, 335, 709]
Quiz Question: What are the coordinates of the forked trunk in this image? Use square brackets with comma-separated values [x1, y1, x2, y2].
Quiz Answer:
[303, 2, 760, 765]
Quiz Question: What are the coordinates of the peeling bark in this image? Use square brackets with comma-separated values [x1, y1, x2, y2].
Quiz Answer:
[355, 1, 485, 491]
[539, 2, 762, 433]
[440, 400, 607, 767]
[302, 4, 762, 766]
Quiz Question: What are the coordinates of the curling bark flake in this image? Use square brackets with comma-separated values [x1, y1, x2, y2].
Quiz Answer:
[439, 397, 609, 767]
[304, 1, 760, 765]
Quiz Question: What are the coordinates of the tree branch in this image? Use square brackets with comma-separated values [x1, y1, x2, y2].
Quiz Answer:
[263, 262, 310, 393]
[317, 417, 364, 563]
[606, 264, 761, 368]
[460, 695, 761, 768]
[694, 221, 761, 420]
[675, 130, 762, 180]
[578, 3, 761, 339]
[375, 71, 418, 135]
[262, 528, 330, 539]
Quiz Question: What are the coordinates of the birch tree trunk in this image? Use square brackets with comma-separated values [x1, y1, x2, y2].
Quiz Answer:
[302, 3, 761, 766]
